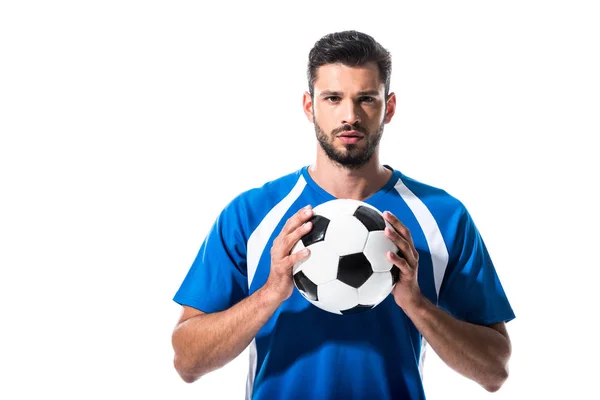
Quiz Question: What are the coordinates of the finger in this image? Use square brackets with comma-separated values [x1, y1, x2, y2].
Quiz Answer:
[286, 246, 311, 267]
[384, 226, 417, 267]
[383, 211, 412, 244]
[387, 251, 414, 277]
[284, 220, 313, 252]
[281, 205, 314, 236]
[272, 208, 313, 259]
[383, 211, 418, 259]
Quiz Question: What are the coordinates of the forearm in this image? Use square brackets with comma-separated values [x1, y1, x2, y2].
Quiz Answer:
[404, 296, 511, 392]
[172, 286, 282, 382]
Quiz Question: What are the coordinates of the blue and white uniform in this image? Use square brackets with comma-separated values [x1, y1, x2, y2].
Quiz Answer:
[173, 165, 515, 400]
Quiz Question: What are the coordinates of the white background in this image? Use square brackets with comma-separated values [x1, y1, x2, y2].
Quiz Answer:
[1, 1, 599, 399]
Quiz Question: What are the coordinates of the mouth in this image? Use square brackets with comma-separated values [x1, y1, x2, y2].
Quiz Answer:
[337, 131, 364, 144]
[337, 130, 364, 139]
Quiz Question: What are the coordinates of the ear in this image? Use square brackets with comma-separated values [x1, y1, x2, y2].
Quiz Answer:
[383, 92, 397, 124]
[303, 91, 314, 123]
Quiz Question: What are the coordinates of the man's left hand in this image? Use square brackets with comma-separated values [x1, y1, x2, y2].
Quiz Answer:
[383, 211, 424, 311]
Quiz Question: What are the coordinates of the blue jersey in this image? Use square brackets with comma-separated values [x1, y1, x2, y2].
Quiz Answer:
[173, 166, 515, 400]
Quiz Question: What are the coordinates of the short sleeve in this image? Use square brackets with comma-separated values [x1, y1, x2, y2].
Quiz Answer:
[173, 200, 249, 313]
[438, 208, 515, 326]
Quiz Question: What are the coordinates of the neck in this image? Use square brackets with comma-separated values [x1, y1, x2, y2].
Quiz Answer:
[308, 148, 392, 201]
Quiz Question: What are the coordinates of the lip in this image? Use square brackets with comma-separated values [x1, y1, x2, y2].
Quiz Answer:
[338, 135, 363, 144]
[337, 130, 364, 138]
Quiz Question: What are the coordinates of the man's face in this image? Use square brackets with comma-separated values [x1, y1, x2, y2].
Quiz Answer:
[304, 62, 395, 169]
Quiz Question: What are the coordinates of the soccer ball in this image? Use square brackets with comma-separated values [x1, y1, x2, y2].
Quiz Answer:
[291, 199, 400, 315]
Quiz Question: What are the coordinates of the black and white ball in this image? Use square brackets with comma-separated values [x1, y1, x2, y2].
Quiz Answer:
[291, 199, 400, 315]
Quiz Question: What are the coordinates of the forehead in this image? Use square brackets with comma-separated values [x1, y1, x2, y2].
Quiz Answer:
[313, 62, 383, 93]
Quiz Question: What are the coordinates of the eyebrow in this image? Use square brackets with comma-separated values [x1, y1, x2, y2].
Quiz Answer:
[319, 90, 381, 97]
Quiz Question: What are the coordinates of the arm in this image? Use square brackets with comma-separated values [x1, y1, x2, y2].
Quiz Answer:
[403, 295, 511, 392]
[172, 286, 283, 383]
[172, 204, 314, 383]
[383, 211, 512, 392]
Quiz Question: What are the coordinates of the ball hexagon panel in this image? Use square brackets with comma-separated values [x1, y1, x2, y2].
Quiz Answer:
[298, 241, 340, 285]
[324, 215, 369, 256]
[337, 252, 373, 288]
[293, 270, 318, 301]
[357, 271, 393, 305]
[363, 230, 398, 273]
[301, 215, 330, 247]
[317, 280, 359, 311]
[353, 205, 386, 232]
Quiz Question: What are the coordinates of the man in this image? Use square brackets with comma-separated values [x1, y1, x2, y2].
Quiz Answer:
[171, 30, 515, 399]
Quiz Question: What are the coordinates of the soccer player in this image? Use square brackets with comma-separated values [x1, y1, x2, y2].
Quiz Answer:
[171, 30, 515, 399]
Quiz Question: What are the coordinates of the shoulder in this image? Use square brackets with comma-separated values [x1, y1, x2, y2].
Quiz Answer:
[394, 171, 468, 218]
[390, 170, 475, 249]
[228, 168, 305, 213]
[392, 171, 484, 256]
[218, 168, 306, 235]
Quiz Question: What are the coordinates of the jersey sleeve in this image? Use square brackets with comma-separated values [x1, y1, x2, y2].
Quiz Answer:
[438, 207, 515, 326]
[173, 199, 249, 313]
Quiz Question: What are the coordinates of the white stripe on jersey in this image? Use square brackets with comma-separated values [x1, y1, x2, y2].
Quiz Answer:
[393, 177, 449, 379]
[246, 174, 307, 289]
[393, 178, 449, 299]
[245, 174, 306, 400]
[245, 338, 258, 400]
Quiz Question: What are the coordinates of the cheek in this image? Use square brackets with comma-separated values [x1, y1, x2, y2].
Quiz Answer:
[314, 109, 336, 130]
[366, 108, 386, 127]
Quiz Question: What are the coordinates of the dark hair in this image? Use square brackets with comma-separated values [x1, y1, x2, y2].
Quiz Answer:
[307, 30, 392, 98]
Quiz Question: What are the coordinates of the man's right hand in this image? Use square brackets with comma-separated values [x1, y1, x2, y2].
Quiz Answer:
[264, 204, 314, 303]
[173, 204, 315, 382]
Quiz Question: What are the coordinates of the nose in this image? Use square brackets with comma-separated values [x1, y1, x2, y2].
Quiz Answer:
[341, 100, 361, 126]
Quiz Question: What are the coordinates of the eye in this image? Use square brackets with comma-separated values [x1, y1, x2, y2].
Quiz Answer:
[325, 96, 341, 103]
[359, 96, 375, 103]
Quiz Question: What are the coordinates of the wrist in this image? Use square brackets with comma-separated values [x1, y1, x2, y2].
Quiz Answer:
[399, 292, 428, 317]
[259, 283, 287, 309]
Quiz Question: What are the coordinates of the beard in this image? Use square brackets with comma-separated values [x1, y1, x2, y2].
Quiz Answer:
[315, 118, 384, 169]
